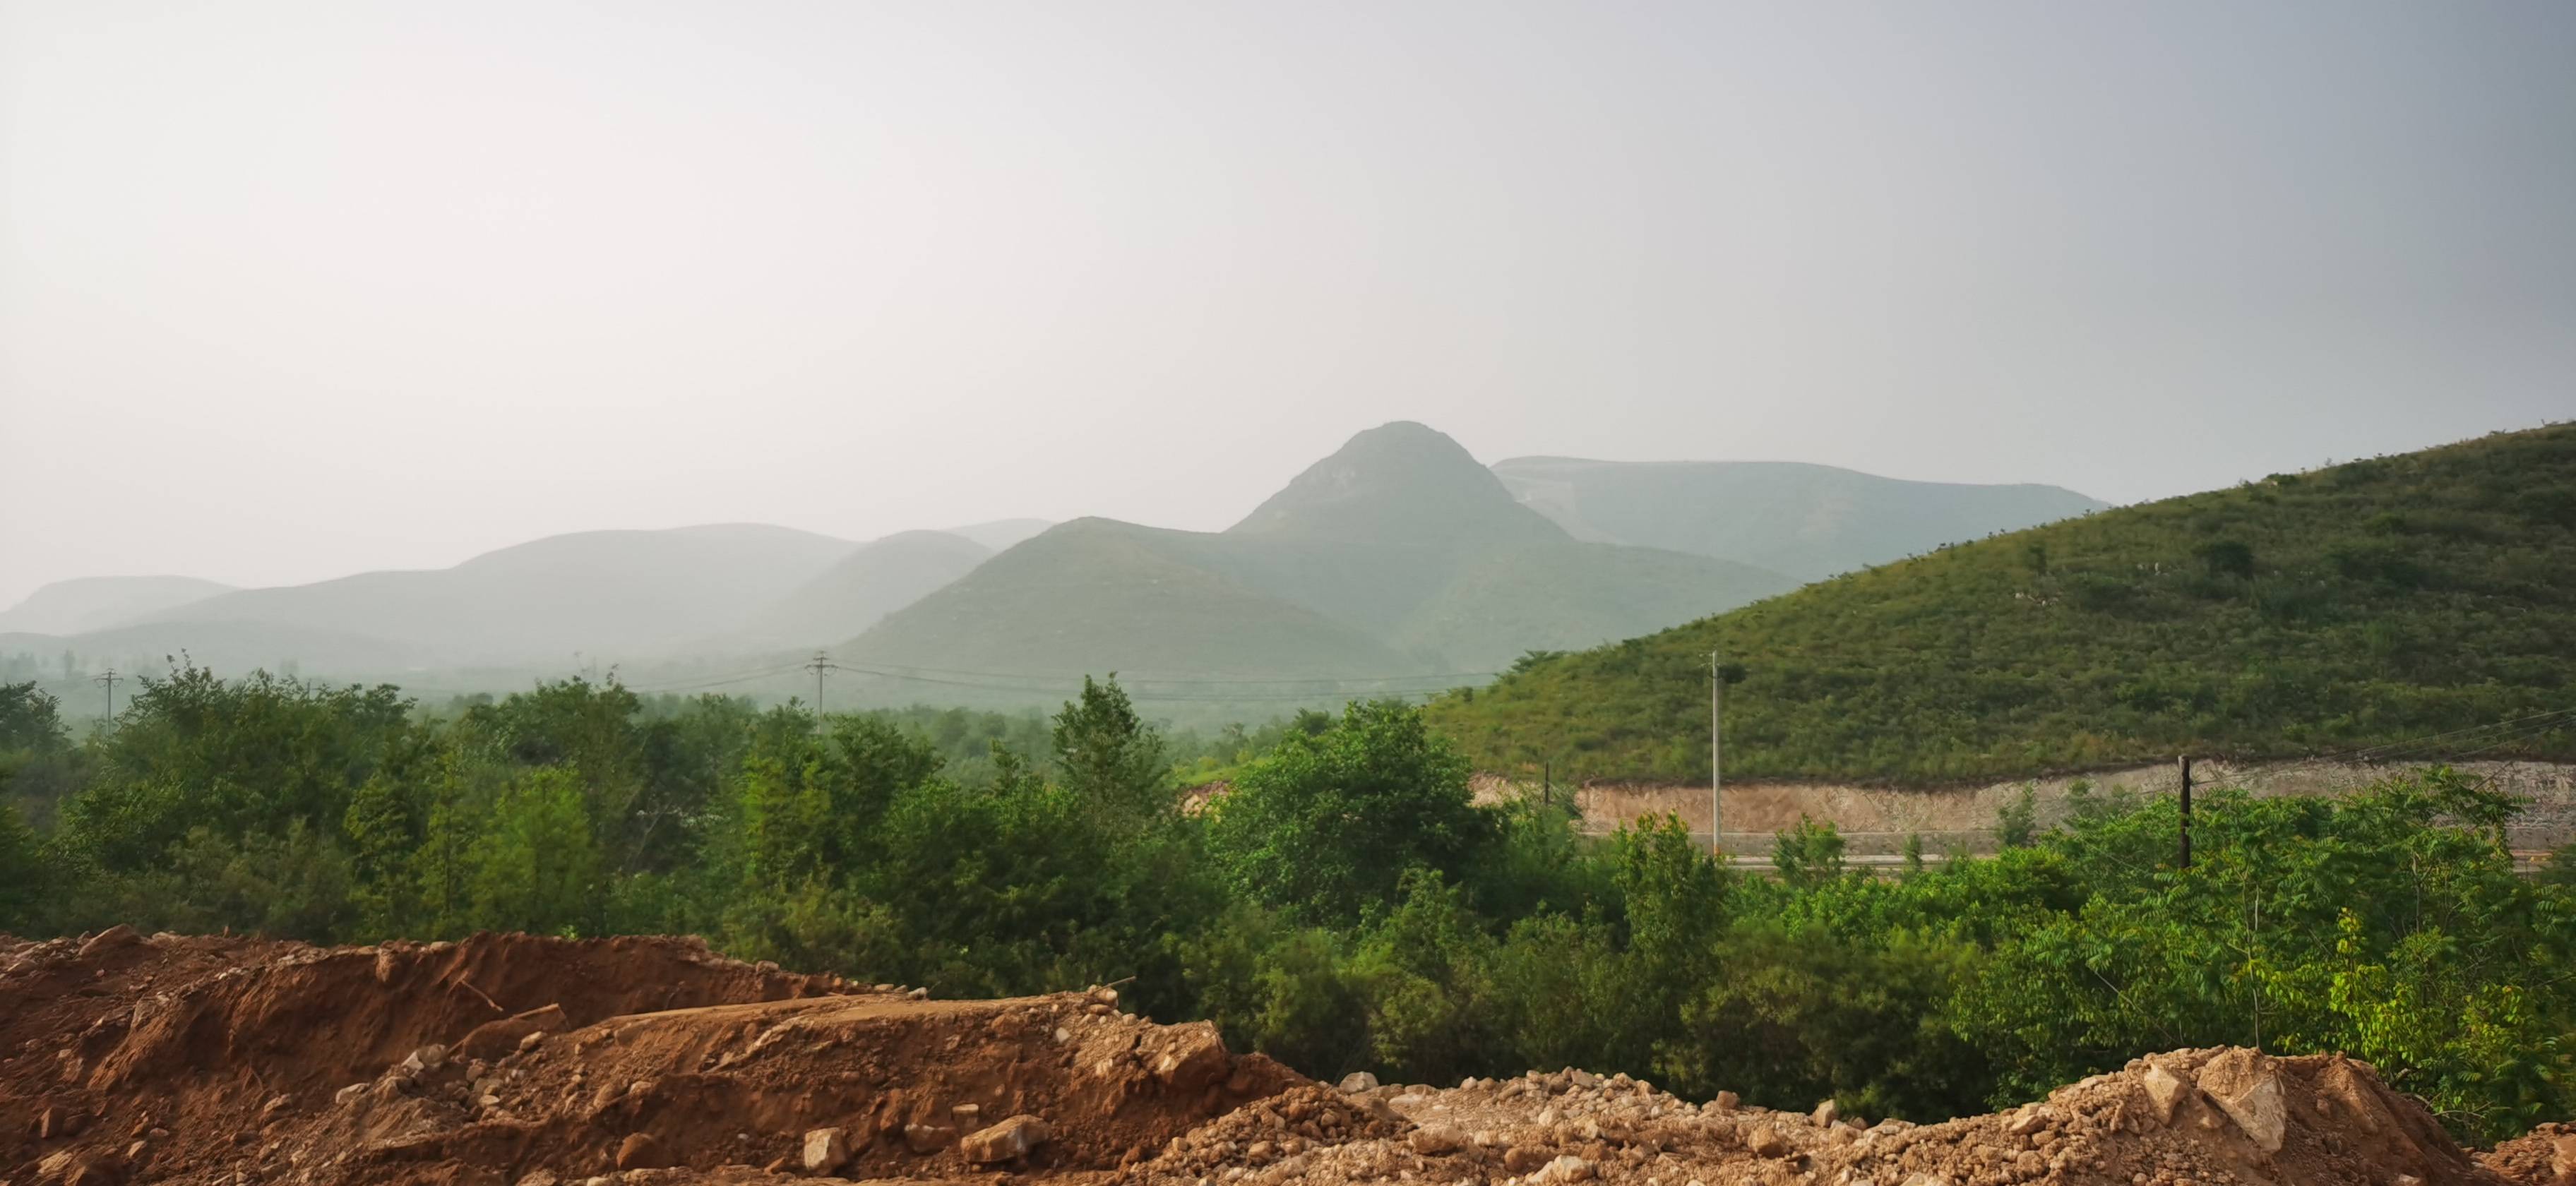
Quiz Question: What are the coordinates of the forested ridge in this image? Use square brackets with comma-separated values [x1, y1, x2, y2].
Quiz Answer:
[4, 669, 2572, 1142]
[1430, 424, 2576, 784]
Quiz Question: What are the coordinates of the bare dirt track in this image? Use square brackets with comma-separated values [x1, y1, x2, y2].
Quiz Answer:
[5, 931, 2567, 1186]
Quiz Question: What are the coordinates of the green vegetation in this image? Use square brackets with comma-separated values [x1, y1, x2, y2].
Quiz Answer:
[1432, 424, 2576, 783]
[4, 666, 2572, 1140]
[845, 423, 1794, 683]
[732, 530, 993, 649]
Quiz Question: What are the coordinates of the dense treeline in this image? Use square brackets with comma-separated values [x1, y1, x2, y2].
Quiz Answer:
[1430, 424, 2576, 783]
[2, 671, 2571, 1141]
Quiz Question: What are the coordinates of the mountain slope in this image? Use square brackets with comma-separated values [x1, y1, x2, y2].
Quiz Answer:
[842, 424, 1796, 685]
[1232, 420, 1563, 546]
[944, 518, 1054, 551]
[1492, 456, 2106, 582]
[138, 525, 857, 666]
[0, 575, 234, 635]
[1433, 424, 2576, 784]
[840, 517, 1418, 679]
[1, 621, 427, 681]
[735, 531, 992, 649]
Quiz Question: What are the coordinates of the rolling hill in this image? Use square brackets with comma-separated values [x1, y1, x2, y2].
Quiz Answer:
[840, 517, 1422, 680]
[730, 530, 994, 649]
[131, 524, 859, 666]
[1, 621, 428, 683]
[943, 519, 1054, 551]
[1431, 424, 2576, 784]
[1491, 456, 2106, 581]
[0, 575, 234, 636]
[840, 423, 1798, 684]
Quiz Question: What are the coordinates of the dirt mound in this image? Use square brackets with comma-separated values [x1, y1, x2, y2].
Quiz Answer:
[2, 931, 1295, 1185]
[1122, 1048, 2520, 1185]
[2483, 1122, 2576, 1185]
[6, 931, 2561, 1186]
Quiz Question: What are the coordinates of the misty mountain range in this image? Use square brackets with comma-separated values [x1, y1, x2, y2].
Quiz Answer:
[3, 424, 2101, 702]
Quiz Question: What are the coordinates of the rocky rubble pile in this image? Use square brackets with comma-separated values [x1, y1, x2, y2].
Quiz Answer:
[1126, 1048, 2527, 1186]
[7, 930, 2570, 1186]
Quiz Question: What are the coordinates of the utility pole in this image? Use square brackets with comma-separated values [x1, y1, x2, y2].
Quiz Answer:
[2178, 754, 2193, 869]
[95, 668, 120, 719]
[806, 651, 830, 713]
[1710, 651, 1722, 858]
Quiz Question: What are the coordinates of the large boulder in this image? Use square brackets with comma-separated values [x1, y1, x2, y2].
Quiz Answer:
[2195, 1049, 2287, 1154]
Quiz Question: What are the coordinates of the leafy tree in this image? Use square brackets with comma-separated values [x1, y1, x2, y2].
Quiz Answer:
[1994, 784, 2039, 849]
[468, 768, 602, 935]
[0, 682, 67, 753]
[0, 800, 46, 930]
[1050, 675, 1168, 818]
[2196, 539, 2256, 579]
[412, 760, 483, 938]
[1205, 700, 1491, 925]
[343, 774, 418, 938]
[1772, 816, 1847, 889]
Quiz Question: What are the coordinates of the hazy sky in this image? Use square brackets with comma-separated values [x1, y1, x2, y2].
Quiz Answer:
[4, 1, 2571, 607]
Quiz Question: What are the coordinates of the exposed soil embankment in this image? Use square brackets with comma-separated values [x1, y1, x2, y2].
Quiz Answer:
[4, 930, 2566, 1185]
[1477, 759, 2576, 853]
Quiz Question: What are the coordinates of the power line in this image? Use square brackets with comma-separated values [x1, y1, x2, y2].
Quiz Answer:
[811, 660, 1501, 688]
[813, 661, 1465, 702]
[611, 654, 1483, 704]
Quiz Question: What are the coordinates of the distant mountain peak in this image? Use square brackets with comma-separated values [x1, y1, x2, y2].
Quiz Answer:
[1228, 421, 1564, 544]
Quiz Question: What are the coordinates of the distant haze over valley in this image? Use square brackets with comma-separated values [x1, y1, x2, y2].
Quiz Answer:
[4, 423, 2108, 710]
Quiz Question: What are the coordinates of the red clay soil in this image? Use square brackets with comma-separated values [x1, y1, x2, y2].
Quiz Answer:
[6, 930, 2567, 1186]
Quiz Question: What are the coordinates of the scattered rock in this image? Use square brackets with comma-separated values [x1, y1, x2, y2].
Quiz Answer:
[38, 1104, 83, 1139]
[1746, 1124, 1791, 1158]
[1151, 1022, 1233, 1092]
[2195, 1048, 2289, 1153]
[2138, 1061, 2191, 1124]
[78, 925, 142, 959]
[1538, 1154, 1596, 1182]
[960, 1114, 1051, 1163]
[615, 1132, 667, 1170]
[903, 1122, 958, 1154]
[1811, 1098, 1839, 1127]
[1337, 1070, 1379, 1094]
[1407, 1123, 1465, 1155]
[802, 1127, 849, 1173]
[454, 1003, 568, 1062]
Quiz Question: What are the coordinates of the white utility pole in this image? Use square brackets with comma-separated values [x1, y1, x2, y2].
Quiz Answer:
[1709, 651, 1722, 858]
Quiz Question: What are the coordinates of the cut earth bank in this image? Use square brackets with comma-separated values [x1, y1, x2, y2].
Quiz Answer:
[1474, 760, 2576, 855]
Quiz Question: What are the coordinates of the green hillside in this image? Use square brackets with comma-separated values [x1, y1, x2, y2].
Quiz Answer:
[840, 517, 1420, 679]
[840, 423, 1795, 685]
[1430, 424, 2576, 784]
[135, 524, 858, 666]
[1492, 456, 2106, 581]
[734, 530, 991, 649]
